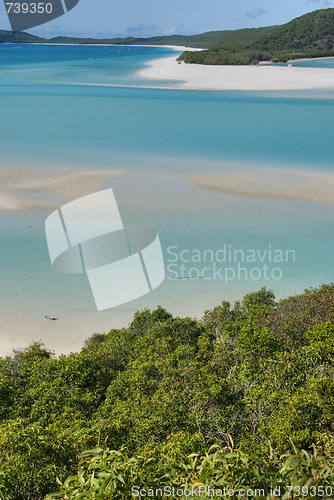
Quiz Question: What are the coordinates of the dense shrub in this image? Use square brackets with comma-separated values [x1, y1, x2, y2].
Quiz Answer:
[0, 285, 333, 498]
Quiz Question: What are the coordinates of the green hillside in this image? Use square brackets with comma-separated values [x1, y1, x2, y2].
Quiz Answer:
[48, 35, 138, 45]
[255, 7, 334, 53]
[0, 30, 45, 44]
[0, 27, 279, 48]
[179, 8, 334, 64]
[103, 26, 279, 49]
[24, 28, 278, 48]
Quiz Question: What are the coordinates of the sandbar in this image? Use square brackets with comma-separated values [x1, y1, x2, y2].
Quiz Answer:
[187, 168, 334, 204]
[0, 169, 123, 211]
[139, 55, 334, 90]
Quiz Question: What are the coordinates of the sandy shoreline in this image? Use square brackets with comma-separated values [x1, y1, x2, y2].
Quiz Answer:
[0, 169, 123, 211]
[187, 168, 334, 204]
[27, 42, 200, 51]
[9, 43, 334, 90]
[139, 55, 334, 90]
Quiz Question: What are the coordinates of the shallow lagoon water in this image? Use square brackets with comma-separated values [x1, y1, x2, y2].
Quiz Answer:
[279, 57, 334, 68]
[1, 45, 334, 355]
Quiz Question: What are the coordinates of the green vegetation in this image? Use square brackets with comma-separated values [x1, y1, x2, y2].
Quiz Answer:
[0, 284, 333, 498]
[0, 28, 277, 49]
[46, 36, 138, 45]
[45, 440, 334, 499]
[178, 9, 334, 65]
[0, 30, 45, 44]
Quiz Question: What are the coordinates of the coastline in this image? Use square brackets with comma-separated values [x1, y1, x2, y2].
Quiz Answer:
[138, 54, 334, 90]
[22, 43, 201, 51]
[288, 55, 334, 63]
[2, 43, 334, 358]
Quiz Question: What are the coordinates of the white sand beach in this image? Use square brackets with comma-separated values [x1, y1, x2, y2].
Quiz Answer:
[37, 43, 197, 50]
[187, 168, 334, 203]
[0, 169, 123, 211]
[139, 54, 334, 90]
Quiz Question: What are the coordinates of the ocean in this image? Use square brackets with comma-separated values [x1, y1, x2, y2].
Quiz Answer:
[1, 44, 334, 355]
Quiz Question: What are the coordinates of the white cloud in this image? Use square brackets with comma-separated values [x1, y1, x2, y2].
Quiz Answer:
[246, 8, 268, 19]
[163, 24, 186, 36]
[125, 23, 158, 36]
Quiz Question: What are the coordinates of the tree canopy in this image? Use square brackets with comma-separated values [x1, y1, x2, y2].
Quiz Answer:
[0, 284, 333, 498]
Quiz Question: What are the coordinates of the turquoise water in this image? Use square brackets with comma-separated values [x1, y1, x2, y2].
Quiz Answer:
[1, 45, 334, 355]
[0, 44, 181, 85]
[2, 89, 334, 170]
[279, 57, 334, 68]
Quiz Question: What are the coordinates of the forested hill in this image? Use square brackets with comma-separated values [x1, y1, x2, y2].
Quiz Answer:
[0, 30, 45, 43]
[0, 27, 278, 48]
[47, 27, 278, 49]
[1, 8, 334, 65]
[179, 8, 334, 64]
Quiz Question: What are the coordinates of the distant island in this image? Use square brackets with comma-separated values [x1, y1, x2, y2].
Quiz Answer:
[1, 8, 334, 65]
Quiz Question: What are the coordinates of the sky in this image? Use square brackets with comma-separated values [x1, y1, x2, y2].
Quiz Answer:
[0, 0, 333, 38]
